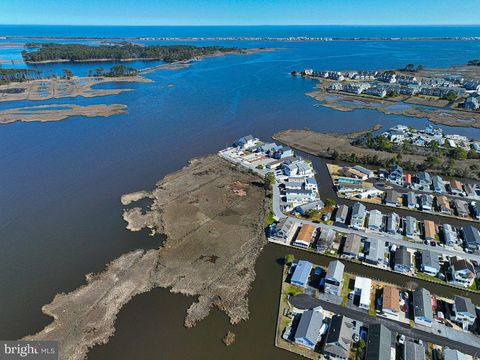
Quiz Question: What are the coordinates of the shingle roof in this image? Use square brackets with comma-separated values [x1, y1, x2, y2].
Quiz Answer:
[413, 288, 433, 321]
[365, 324, 392, 360]
[294, 307, 323, 346]
[326, 260, 345, 283]
[454, 295, 476, 316]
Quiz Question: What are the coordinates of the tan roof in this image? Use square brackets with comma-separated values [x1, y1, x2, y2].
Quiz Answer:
[424, 220, 437, 238]
[437, 196, 450, 209]
[383, 286, 400, 312]
[296, 224, 315, 242]
[450, 179, 463, 190]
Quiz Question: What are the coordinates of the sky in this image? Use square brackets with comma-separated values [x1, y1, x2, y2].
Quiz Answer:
[1, 0, 480, 26]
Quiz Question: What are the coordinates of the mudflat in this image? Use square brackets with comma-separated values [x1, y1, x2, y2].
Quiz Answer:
[25, 155, 268, 360]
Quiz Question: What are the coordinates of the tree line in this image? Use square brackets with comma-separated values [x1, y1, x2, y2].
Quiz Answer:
[0, 68, 43, 85]
[22, 42, 241, 63]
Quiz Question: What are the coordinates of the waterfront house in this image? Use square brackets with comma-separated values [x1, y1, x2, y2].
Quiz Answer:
[329, 82, 343, 91]
[381, 286, 400, 318]
[285, 181, 303, 190]
[394, 247, 411, 273]
[273, 146, 294, 159]
[421, 250, 440, 276]
[354, 276, 372, 310]
[275, 218, 298, 243]
[404, 341, 425, 360]
[442, 224, 458, 246]
[386, 213, 400, 234]
[365, 324, 392, 360]
[323, 315, 354, 360]
[423, 220, 437, 241]
[377, 72, 397, 83]
[462, 225, 480, 251]
[343, 82, 370, 94]
[367, 210, 383, 231]
[293, 224, 316, 249]
[436, 195, 452, 214]
[350, 202, 367, 229]
[388, 165, 404, 185]
[324, 260, 345, 296]
[449, 257, 475, 287]
[432, 175, 446, 193]
[406, 191, 417, 209]
[417, 171, 432, 189]
[294, 306, 324, 350]
[449, 180, 465, 196]
[316, 229, 336, 253]
[285, 189, 316, 206]
[291, 260, 313, 288]
[354, 70, 377, 81]
[454, 199, 470, 218]
[471, 202, 480, 220]
[353, 165, 374, 178]
[335, 204, 349, 224]
[295, 200, 324, 216]
[235, 135, 255, 149]
[464, 93, 480, 110]
[364, 86, 387, 98]
[257, 142, 277, 154]
[384, 190, 401, 207]
[413, 288, 433, 327]
[343, 233, 361, 259]
[304, 177, 318, 192]
[404, 216, 417, 238]
[397, 75, 418, 85]
[420, 194, 433, 211]
[444, 349, 471, 360]
[464, 80, 480, 91]
[453, 296, 476, 328]
[364, 238, 385, 265]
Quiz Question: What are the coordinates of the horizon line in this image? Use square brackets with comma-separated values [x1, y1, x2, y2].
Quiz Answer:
[2, 23, 480, 27]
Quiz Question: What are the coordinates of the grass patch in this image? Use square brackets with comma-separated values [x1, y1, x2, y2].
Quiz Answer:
[341, 274, 351, 306]
[415, 271, 446, 285]
[285, 285, 305, 296]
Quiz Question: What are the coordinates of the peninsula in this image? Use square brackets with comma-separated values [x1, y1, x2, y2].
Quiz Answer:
[25, 155, 268, 360]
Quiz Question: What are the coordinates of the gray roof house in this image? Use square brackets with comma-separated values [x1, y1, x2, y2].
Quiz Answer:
[343, 233, 362, 258]
[404, 216, 417, 238]
[453, 295, 476, 327]
[316, 228, 336, 253]
[365, 324, 392, 360]
[413, 288, 433, 327]
[449, 256, 475, 288]
[323, 315, 354, 360]
[275, 218, 298, 243]
[421, 250, 440, 276]
[388, 165, 403, 184]
[420, 194, 433, 211]
[442, 224, 457, 246]
[406, 191, 417, 209]
[325, 260, 345, 296]
[462, 225, 480, 251]
[294, 307, 324, 350]
[432, 175, 446, 193]
[350, 202, 367, 229]
[394, 247, 411, 273]
[384, 190, 400, 207]
[367, 209, 383, 231]
[335, 204, 350, 224]
[386, 212, 400, 234]
[454, 199, 470, 218]
[444, 348, 470, 360]
[404, 340, 425, 360]
[417, 171, 432, 188]
[364, 238, 385, 265]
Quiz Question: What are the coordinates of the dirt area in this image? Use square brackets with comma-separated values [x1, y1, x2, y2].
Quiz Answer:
[25, 155, 268, 360]
[0, 104, 127, 124]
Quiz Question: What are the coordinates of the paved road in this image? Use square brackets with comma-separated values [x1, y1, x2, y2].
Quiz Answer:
[315, 297, 480, 356]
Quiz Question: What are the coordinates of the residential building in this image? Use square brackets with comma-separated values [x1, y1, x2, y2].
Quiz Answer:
[343, 233, 361, 259]
[413, 288, 433, 327]
[291, 260, 313, 288]
[453, 296, 476, 328]
[324, 260, 345, 296]
[367, 210, 383, 231]
[442, 224, 458, 246]
[323, 315, 354, 360]
[335, 204, 350, 224]
[354, 276, 372, 310]
[406, 191, 417, 209]
[423, 220, 437, 241]
[316, 229, 336, 253]
[404, 341, 425, 360]
[417, 171, 432, 188]
[444, 349, 472, 360]
[465, 184, 479, 200]
[235, 135, 255, 149]
[464, 93, 480, 110]
[420, 194, 433, 211]
[432, 175, 446, 193]
[450, 180, 465, 196]
[388, 165, 404, 185]
[421, 250, 440, 276]
[384, 190, 401, 207]
[436, 195, 452, 214]
[454, 199, 470, 218]
[294, 200, 324, 216]
[285, 189, 316, 206]
[471, 202, 480, 220]
[293, 224, 316, 249]
[350, 202, 367, 229]
[364, 238, 385, 265]
[304, 177, 318, 192]
[464, 80, 480, 91]
[381, 286, 400, 318]
[449, 257, 475, 287]
[404, 216, 417, 238]
[294, 306, 324, 350]
[275, 218, 298, 243]
[364, 86, 387, 98]
[394, 247, 411, 273]
[365, 324, 392, 360]
[353, 165, 375, 178]
[462, 225, 480, 251]
[386, 213, 400, 234]
[345, 167, 368, 180]
[404, 173, 413, 186]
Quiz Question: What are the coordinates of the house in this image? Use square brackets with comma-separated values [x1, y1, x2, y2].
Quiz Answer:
[453, 296, 476, 327]
[404, 173, 413, 186]
[394, 247, 411, 273]
[449, 256, 475, 287]
[386, 213, 400, 234]
[304, 177, 318, 191]
[367, 210, 383, 231]
[462, 225, 480, 251]
[364, 238, 385, 265]
[316, 229, 336, 253]
[350, 202, 367, 229]
[377, 72, 397, 83]
[343, 233, 362, 259]
[406, 191, 417, 209]
[444, 348, 472, 360]
[404, 216, 417, 238]
[235, 135, 255, 149]
[257, 142, 277, 154]
[345, 167, 368, 180]
[464, 80, 480, 91]
[413, 288, 433, 327]
[450, 180, 465, 196]
[291, 260, 313, 288]
[423, 220, 437, 241]
[465, 183, 479, 199]
[454, 199, 470, 218]
[364, 86, 387, 98]
[381, 286, 400, 318]
[464, 93, 480, 110]
[471, 202, 480, 220]
[365, 324, 392, 360]
[295, 200, 324, 216]
[442, 224, 458, 246]
[354, 276, 372, 310]
[404, 341, 425, 360]
[285, 181, 303, 190]
[420, 194, 433, 211]
[323, 315, 354, 360]
[324, 260, 345, 296]
[432, 175, 446, 193]
[384, 190, 401, 207]
[274, 218, 298, 243]
[353, 165, 375, 178]
[285, 189, 316, 206]
[329, 82, 343, 91]
[421, 250, 440, 276]
[293, 224, 316, 249]
[335, 204, 350, 224]
[436, 195, 452, 214]
[343, 82, 370, 94]
[388, 165, 404, 184]
[273, 146, 294, 159]
[417, 171, 432, 188]
[294, 306, 324, 350]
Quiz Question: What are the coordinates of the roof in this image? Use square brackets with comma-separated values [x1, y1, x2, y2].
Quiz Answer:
[291, 261, 313, 286]
[444, 348, 470, 360]
[404, 341, 425, 360]
[326, 260, 345, 282]
[451, 256, 475, 273]
[413, 288, 433, 321]
[365, 238, 384, 263]
[437, 195, 450, 209]
[395, 247, 411, 267]
[353, 165, 374, 175]
[365, 324, 392, 360]
[422, 250, 439, 271]
[296, 224, 315, 243]
[450, 179, 463, 190]
[385, 190, 400, 204]
[276, 217, 296, 234]
[294, 307, 323, 345]
[463, 226, 480, 246]
[344, 233, 361, 255]
[382, 286, 400, 312]
[354, 276, 372, 306]
[405, 216, 417, 234]
[424, 220, 437, 238]
[337, 204, 350, 218]
[454, 295, 476, 316]
[386, 213, 399, 232]
[324, 315, 353, 358]
[352, 202, 366, 218]
[368, 210, 383, 228]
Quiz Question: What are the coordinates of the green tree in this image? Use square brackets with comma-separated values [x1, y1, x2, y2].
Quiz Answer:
[62, 68, 73, 79]
[325, 198, 337, 208]
[285, 254, 295, 265]
[264, 172, 276, 188]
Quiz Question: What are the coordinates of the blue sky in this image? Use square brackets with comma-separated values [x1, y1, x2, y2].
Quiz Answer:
[1, 0, 480, 26]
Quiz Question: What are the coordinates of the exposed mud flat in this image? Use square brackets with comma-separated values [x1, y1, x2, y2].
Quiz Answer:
[0, 104, 127, 124]
[25, 155, 268, 360]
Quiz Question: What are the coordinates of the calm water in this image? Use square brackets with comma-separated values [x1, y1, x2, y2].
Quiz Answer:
[1, 26, 480, 359]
